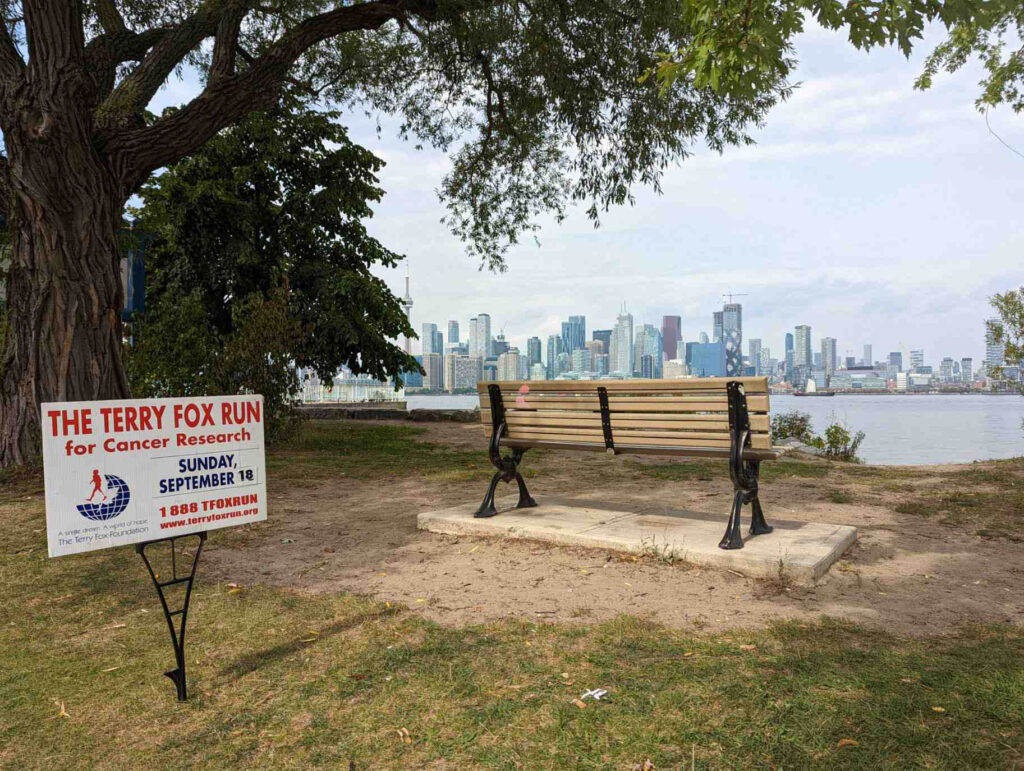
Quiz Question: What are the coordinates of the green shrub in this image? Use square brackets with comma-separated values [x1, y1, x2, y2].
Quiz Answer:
[772, 410, 865, 463]
[822, 422, 866, 463]
[771, 410, 815, 443]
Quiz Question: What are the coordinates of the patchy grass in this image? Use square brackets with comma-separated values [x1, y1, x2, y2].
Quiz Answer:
[894, 487, 1024, 538]
[4, 421, 1024, 768]
[266, 420, 488, 485]
[627, 458, 721, 482]
[631, 456, 832, 484]
[2, 523, 1023, 771]
[828, 489, 855, 504]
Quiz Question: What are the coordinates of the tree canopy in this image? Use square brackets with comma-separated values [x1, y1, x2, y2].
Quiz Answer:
[650, 0, 1023, 114]
[0, 1, 789, 265]
[127, 98, 415, 434]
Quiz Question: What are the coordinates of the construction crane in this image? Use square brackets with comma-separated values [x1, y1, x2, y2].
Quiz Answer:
[722, 292, 748, 304]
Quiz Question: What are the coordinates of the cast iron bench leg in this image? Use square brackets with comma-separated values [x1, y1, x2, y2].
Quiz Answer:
[476, 471, 503, 518]
[720, 459, 773, 549]
[720, 491, 746, 550]
[475, 423, 537, 518]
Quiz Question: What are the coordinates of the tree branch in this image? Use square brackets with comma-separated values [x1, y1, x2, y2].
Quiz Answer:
[23, 0, 86, 78]
[85, 27, 169, 102]
[109, 0, 436, 184]
[97, 0, 222, 127]
[0, 16, 26, 87]
[210, 6, 247, 86]
[95, 0, 127, 35]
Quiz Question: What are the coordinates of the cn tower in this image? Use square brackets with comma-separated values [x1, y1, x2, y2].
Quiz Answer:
[400, 265, 413, 354]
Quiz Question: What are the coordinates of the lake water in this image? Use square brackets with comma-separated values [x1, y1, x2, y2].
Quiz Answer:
[406, 393, 1024, 466]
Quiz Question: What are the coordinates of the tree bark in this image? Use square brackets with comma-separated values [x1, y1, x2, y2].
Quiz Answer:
[0, 119, 130, 465]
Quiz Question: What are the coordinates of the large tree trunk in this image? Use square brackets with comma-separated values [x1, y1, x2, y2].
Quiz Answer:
[0, 132, 130, 466]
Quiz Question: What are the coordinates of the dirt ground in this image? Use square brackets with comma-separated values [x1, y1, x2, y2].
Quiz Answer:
[207, 421, 1024, 637]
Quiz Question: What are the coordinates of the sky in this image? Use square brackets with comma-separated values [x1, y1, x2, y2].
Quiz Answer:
[153, 19, 1023, 367]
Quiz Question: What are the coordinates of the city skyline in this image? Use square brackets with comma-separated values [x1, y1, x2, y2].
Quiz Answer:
[407, 292, 986, 376]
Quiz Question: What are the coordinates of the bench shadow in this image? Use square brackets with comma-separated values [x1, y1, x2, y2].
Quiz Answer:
[514, 494, 813, 532]
[219, 606, 399, 678]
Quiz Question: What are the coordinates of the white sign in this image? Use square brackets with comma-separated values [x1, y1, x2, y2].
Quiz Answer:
[43, 394, 267, 557]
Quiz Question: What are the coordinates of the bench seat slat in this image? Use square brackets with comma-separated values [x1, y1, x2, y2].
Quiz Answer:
[481, 377, 769, 394]
[491, 412, 770, 432]
[490, 419, 769, 436]
[489, 429, 772, 450]
[498, 438, 784, 461]
[480, 396, 770, 412]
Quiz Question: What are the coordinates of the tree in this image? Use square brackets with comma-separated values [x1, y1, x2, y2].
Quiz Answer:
[987, 287, 1024, 388]
[649, 0, 1020, 112]
[126, 98, 415, 436]
[0, 1, 786, 466]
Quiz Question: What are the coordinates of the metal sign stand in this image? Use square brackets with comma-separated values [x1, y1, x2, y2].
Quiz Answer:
[135, 531, 207, 701]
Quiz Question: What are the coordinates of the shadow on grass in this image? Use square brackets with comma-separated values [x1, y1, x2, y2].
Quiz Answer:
[220, 604, 401, 677]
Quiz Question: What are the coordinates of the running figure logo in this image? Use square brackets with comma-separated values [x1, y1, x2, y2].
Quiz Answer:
[77, 472, 131, 522]
[88, 469, 107, 502]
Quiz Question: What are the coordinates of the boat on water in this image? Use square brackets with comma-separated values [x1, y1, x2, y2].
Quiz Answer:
[794, 380, 836, 397]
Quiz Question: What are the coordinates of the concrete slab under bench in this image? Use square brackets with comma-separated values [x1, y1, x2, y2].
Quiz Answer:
[417, 497, 857, 582]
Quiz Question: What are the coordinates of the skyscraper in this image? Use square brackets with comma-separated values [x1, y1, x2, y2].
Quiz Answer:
[722, 303, 742, 377]
[910, 349, 925, 372]
[497, 349, 521, 381]
[492, 331, 509, 357]
[794, 325, 812, 369]
[712, 311, 723, 343]
[561, 315, 586, 355]
[748, 338, 762, 375]
[888, 352, 903, 372]
[940, 357, 955, 382]
[527, 336, 542, 367]
[635, 324, 662, 378]
[793, 325, 812, 388]
[661, 316, 682, 363]
[961, 357, 973, 384]
[423, 352, 443, 389]
[469, 314, 492, 359]
[571, 348, 592, 373]
[421, 323, 439, 356]
[546, 334, 564, 379]
[610, 305, 634, 376]
[862, 344, 872, 367]
[592, 329, 612, 351]
[821, 337, 837, 376]
[447, 320, 459, 344]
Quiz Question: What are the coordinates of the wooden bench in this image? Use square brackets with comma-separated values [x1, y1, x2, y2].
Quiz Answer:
[475, 377, 786, 550]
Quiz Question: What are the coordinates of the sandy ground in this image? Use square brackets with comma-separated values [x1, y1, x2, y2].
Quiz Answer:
[206, 421, 1024, 637]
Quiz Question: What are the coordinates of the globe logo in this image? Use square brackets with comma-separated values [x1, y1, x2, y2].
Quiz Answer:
[76, 473, 131, 522]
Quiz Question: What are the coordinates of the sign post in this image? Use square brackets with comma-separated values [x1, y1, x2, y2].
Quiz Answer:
[42, 394, 267, 701]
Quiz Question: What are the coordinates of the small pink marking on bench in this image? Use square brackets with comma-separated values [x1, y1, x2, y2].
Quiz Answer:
[516, 384, 530, 407]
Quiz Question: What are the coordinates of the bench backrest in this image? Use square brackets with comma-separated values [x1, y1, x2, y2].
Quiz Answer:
[478, 377, 773, 451]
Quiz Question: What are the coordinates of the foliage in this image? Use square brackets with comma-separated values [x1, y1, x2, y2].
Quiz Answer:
[987, 286, 1024, 390]
[771, 409, 816, 443]
[126, 100, 417, 438]
[822, 422, 865, 463]
[771, 409, 864, 462]
[3, 2, 789, 269]
[650, 0, 1022, 115]
[917, 2, 1024, 112]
